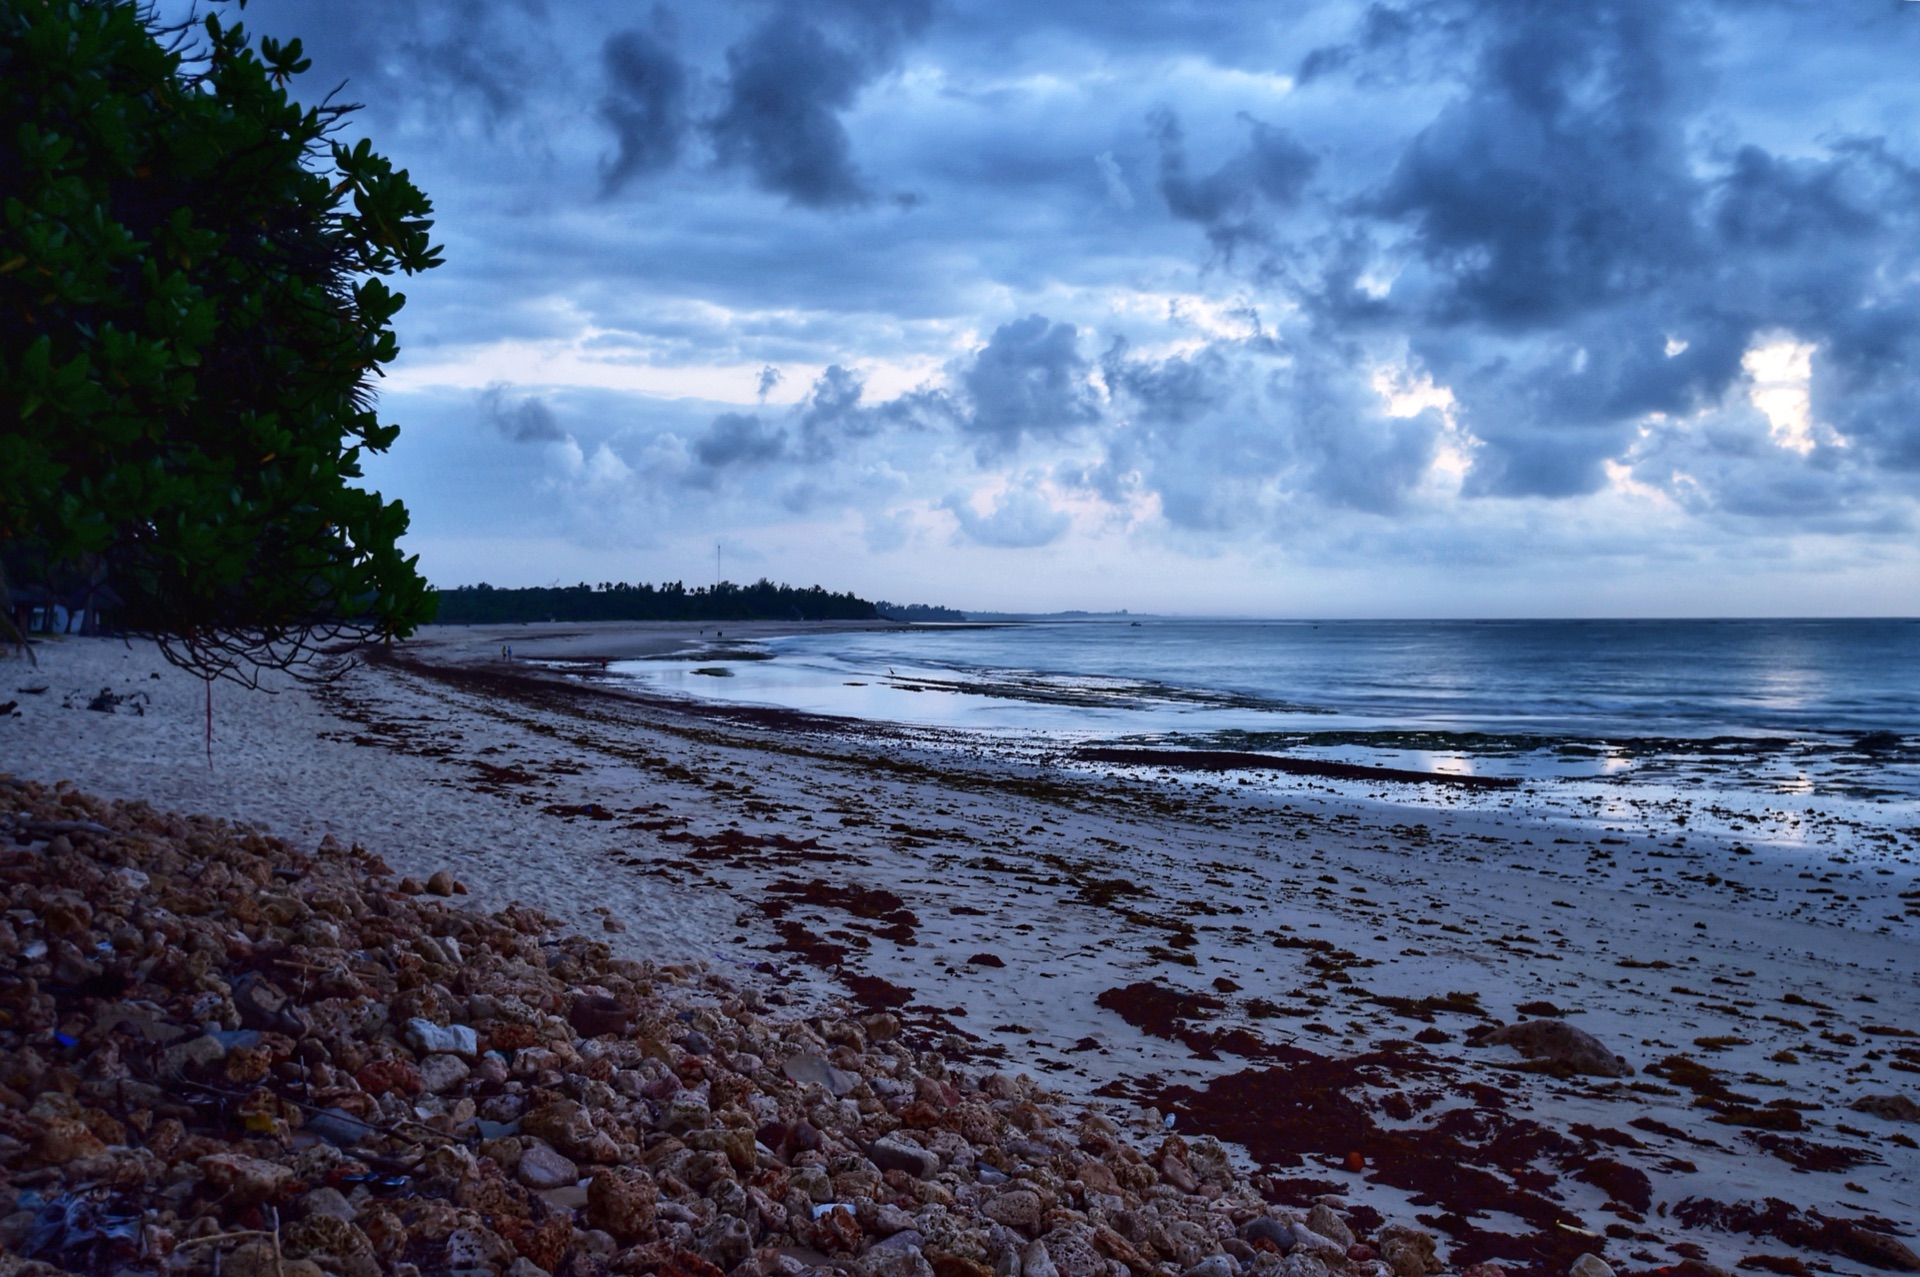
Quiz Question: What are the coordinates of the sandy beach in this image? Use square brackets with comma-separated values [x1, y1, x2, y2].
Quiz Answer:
[5, 626, 1917, 1275]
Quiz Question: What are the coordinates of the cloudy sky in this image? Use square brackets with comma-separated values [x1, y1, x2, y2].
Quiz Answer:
[242, 0, 1920, 615]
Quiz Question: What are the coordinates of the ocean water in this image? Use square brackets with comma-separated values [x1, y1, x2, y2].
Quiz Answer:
[610, 618, 1920, 820]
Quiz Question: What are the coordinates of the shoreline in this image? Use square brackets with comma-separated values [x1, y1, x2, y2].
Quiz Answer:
[5, 629, 1918, 1274]
[405, 619, 916, 666]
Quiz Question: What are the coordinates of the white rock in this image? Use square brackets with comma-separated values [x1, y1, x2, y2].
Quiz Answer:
[516, 1142, 579, 1190]
[1306, 1206, 1354, 1250]
[783, 1052, 859, 1097]
[1023, 1240, 1060, 1277]
[406, 1018, 479, 1058]
[417, 1053, 471, 1095]
[861, 1242, 935, 1277]
[1185, 1257, 1237, 1277]
[1569, 1255, 1615, 1277]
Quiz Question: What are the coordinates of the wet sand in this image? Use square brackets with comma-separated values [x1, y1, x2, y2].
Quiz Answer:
[5, 626, 1917, 1274]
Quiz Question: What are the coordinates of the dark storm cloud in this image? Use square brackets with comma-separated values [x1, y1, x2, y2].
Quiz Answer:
[1368, 0, 1701, 328]
[707, 11, 871, 207]
[1295, 2, 1463, 87]
[706, 0, 932, 208]
[960, 316, 1103, 456]
[1153, 109, 1318, 258]
[401, 0, 552, 122]
[480, 386, 567, 443]
[695, 413, 790, 468]
[598, 22, 691, 193]
[236, 0, 557, 127]
[1100, 341, 1223, 428]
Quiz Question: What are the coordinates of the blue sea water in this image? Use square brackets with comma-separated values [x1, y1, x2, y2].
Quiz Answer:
[613, 618, 1920, 807]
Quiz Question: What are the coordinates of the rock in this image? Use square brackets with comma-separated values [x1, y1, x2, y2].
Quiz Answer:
[1459, 1265, 1508, 1277]
[1158, 1157, 1198, 1193]
[536, 1183, 589, 1212]
[983, 1191, 1044, 1234]
[568, 995, 632, 1039]
[661, 1093, 712, 1136]
[862, 1242, 937, 1277]
[1851, 1093, 1920, 1123]
[1092, 1225, 1153, 1276]
[1022, 1241, 1060, 1277]
[299, 1187, 358, 1223]
[1483, 1020, 1633, 1078]
[224, 1239, 284, 1277]
[417, 1053, 472, 1095]
[406, 1018, 480, 1058]
[699, 1216, 754, 1271]
[515, 1143, 579, 1190]
[232, 973, 308, 1035]
[522, 1098, 598, 1157]
[1038, 1227, 1106, 1277]
[284, 1214, 375, 1267]
[1279, 1257, 1328, 1277]
[1375, 1225, 1441, 1277]
[874, 1204, 920, 1236]
[1306, 1206, 1354, 1250]
[426, 870, 459, 896]
[813, 1205, 864, 1255]
[447, 1226, 515, 1271]
[934, 1255, 996, 1277]
[783, 1052, 859, 1097]
[34, 1116, 106, 1164]
[506, 1260, 549, 1277]
[161, 1033, 227, 1075]
[355, 1058, 423, 1096]
[1244, 1219, 1295, 1254]
[198, 1152, 297, 1203]
[587, 1167, 658, 1242]
[1185, 1258, 1237, 1277]
[1288, 1228, 1348, 1264]
[1569, 1255, 1614, 1277]
[869, 1136, 940, 1179]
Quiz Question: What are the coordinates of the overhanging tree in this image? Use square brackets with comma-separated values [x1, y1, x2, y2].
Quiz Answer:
[0, 0, 441, 684]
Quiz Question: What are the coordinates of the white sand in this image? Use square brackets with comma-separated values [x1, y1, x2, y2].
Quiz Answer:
[6, 627, 1917, 1271]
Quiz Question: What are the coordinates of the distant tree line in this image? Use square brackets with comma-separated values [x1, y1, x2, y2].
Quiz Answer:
[875, 601, 970, 622]
[432, 580, 882, 624]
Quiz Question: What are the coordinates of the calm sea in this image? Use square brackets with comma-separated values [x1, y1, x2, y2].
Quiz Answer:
[612, 618, 1920, 806]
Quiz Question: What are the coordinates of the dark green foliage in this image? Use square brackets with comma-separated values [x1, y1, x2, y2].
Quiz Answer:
[433, 579, 880, 625]
[0, 1, 441, 683]
[875, 600, 968, 622]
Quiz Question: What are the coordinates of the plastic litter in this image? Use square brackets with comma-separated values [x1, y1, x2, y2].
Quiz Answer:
[24, 1191, 145, 1273]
